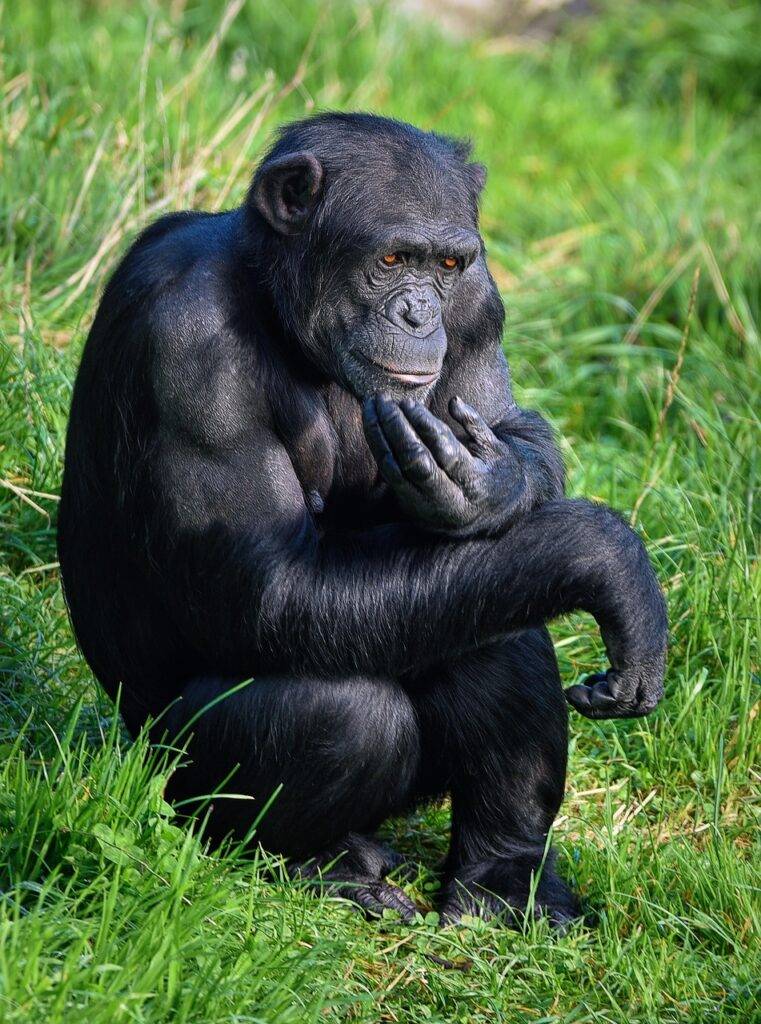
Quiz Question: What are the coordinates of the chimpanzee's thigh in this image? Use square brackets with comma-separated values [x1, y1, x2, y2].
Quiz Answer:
[163, 674, 420, 860]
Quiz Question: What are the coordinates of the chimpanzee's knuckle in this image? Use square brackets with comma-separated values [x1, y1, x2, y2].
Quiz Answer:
[466, 474, 488, 502]
[400, 442, 421, 462]
[637, 691, 662, 714]
[439, 440, 460, 468]
[405, 451, 434, 480]
[589, 684, 617, 709]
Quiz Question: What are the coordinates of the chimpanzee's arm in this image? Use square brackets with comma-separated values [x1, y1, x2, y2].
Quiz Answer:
[156, 414, 666, 720]
[270, 500, 667, 721]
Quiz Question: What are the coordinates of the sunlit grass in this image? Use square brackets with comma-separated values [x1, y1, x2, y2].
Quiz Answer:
[1, 1, 759, 1020]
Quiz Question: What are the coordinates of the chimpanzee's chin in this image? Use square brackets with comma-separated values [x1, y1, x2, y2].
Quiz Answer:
[341, 350, 441, 403]
[343, 368, 438, 403]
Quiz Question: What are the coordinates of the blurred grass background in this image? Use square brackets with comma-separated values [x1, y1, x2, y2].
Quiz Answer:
[0, 1, 759, 1021]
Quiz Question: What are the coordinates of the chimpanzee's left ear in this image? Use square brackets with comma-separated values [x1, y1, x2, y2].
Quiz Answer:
[468, 162, 487, 194]
[252, 151, 324, 235]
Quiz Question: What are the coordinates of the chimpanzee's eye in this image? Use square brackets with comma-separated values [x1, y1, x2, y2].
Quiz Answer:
[381, 253, 400, 267]
[441, 256, 458, 271]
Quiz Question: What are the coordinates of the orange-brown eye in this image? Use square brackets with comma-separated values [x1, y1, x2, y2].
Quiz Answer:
[442, 256, 458, 270]
[381, 253, 400, 266]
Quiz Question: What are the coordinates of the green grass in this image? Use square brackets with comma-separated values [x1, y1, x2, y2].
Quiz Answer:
[1, 0, 759, 1020]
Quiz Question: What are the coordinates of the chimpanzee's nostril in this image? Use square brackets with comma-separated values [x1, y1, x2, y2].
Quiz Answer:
[401, 297, 433, 329]
[400, 302, 415, 328]
[385, 291, 436, 331]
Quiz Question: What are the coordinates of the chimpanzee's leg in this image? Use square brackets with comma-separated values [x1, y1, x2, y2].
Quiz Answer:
[163, 674, 421, 919]
[410, 628, 580, 927]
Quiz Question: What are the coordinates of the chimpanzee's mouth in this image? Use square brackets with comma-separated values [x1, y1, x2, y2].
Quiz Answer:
[354, 351, 440, 387]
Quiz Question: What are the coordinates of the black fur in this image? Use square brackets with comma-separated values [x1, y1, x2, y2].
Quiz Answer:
[58, 113, 667, 926]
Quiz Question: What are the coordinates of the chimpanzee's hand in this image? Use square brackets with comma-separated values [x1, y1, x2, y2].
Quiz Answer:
[362, 392, 524, 537]
[565, 651, 666, 720]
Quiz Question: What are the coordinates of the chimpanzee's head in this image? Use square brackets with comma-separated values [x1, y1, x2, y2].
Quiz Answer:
[249, 113, 490, 399]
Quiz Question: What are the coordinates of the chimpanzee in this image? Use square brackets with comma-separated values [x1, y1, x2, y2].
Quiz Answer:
[58, 112, 667, 927]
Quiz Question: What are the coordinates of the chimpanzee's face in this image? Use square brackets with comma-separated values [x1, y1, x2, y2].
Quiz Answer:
[322, 223, 481, 400]
[250, 125, 486, 399]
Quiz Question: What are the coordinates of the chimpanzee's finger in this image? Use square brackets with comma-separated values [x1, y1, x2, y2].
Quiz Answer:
[449, 396, 497, 456]
[565, 683, 626, 719]
[362, 396, 404, 486]
[375, 393, 455, 492]
[369, 396, 470, 528]
[399, 399, 476, 487]
[565, 671, 655, 719]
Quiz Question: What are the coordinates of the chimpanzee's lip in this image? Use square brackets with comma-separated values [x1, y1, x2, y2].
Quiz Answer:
[355, 351, 440, 387]
[388, 369, 440, 386]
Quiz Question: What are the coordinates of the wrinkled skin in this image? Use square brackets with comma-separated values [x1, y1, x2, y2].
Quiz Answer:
[327, 230, 480, 400]
[59, 113, 667, 929]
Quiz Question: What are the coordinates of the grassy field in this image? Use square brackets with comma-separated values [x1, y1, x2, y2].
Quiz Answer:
[1, 1, 759, 1020]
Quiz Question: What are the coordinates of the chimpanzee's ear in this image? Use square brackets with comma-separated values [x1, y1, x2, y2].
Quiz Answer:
[252, 151, 324, 235]
[468, 162, 487, 194]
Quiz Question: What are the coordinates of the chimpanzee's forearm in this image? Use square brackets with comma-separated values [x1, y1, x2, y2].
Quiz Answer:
[493, 407, 565, 510]
[254, 498, 667, 716]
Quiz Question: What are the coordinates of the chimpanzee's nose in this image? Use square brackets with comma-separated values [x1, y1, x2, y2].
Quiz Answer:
[385, 291, 435, 331]
[402, 298, 431, 328]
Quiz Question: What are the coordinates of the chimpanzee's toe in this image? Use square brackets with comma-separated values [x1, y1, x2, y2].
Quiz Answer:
[346, 880, 419, 922]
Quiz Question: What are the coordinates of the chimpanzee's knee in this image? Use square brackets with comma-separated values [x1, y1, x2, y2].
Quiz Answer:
[164, 674, 420, 857]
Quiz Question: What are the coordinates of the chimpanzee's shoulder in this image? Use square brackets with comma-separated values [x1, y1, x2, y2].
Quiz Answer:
[97, 209, 267, 439]
[111, 209, 243, 316]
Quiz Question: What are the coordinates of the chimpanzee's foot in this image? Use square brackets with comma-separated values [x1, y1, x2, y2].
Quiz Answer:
[439, 845, 581, 930]
[294, 832, 419, 921]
